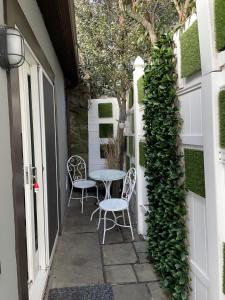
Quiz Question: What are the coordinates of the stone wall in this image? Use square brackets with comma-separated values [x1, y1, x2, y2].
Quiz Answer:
[68, 83, 89, 165]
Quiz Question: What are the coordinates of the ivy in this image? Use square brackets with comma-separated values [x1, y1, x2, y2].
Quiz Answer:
[143, 34, 189, 299]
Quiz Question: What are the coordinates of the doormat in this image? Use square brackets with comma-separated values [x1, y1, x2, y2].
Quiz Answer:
[48, 284, 114, 300]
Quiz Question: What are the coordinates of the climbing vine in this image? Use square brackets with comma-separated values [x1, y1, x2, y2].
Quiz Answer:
[143, 34, 189, 299]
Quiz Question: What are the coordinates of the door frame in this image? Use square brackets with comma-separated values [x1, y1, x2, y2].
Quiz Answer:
[38, 65, 60, 265]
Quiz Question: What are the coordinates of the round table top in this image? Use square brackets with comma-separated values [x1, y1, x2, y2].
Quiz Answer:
[89, 169, 126, 182]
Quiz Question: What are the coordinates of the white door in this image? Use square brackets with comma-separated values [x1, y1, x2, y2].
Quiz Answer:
[19, 56, 48, 300]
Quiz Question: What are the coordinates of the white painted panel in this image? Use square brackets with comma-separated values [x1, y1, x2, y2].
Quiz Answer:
[190, 89, 202, 136]
[180, 94, 190, 136]
[196, 277, 208, 300]
[88, 98, 119, 172]
[193, 194, 208, 274]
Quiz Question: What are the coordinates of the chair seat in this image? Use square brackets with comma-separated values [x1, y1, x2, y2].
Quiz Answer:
[73, 179, 96, 189]
[99, 198, 128, 212]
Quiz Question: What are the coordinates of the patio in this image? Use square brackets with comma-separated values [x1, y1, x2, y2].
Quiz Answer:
[44, 193, 167, 300]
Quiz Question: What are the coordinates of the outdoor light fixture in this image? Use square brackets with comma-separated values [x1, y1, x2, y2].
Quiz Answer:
[0, 25, 25, 69]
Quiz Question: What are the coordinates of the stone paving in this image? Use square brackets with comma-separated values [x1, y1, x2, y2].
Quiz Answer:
[44, 195, 168, 300]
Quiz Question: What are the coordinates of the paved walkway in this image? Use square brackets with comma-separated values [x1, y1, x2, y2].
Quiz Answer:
[44, 195, 167, 300]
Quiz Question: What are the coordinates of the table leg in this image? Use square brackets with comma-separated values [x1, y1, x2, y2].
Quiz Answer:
[103, 180, 112, 199]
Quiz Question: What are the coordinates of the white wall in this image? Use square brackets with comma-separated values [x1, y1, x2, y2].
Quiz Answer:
[0, 0, 19, 299]
[175, 2, 225, 298]
[88, 98, 119, 172]
[18, 0, 69, 224]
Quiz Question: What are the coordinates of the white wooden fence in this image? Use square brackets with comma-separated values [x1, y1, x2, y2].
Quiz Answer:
[88, 98, 119, 172]
[126, 0, 225, 299]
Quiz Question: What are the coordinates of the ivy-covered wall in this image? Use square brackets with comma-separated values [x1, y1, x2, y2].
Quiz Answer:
[215, 0, 225, 52]
[98, 103, 113, 118]
[143, 34, 189, 299]
[99, 123, 113, 138]
[137, 76, 144, 104]
[219, 90, 225, 148]
[184, 149, 205, 198]
[180, 21, 201, 78]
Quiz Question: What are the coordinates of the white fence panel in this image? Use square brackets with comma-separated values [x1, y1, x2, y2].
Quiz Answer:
[88, 98, 119, 172]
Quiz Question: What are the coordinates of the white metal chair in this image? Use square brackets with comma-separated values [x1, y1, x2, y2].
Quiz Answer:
[67, 155, 98, 213]
[97, 167, 136, 244]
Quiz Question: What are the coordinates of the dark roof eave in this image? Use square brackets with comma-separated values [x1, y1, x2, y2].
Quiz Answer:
[36, 0, 79, 87]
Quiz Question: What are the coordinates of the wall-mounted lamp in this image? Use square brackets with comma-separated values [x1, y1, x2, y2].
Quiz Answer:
[0, 25, 25, 69]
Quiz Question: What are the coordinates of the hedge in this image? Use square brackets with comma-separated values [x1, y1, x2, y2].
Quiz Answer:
[98, 103, 113, 118]
[138, 76, 144, 104]
[180, 21, 201, 78]
[139, 141, 145, 167]
[99, 124, 113, 138]
[128, 87, 134, 108]
[219, 91, 225, 148]
[215, 0, 225, 52]
[143, 34, 189, 299]
[184, 148, 205, 197]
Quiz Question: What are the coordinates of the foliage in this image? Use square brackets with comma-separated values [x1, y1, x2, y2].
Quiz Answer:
[122, 0, 196, 45]
[180, 21, 201, 78]
[137, 76, 145, 103]
[128, 87, 134, 108]
[99, 124, 114, 138]
[139, 141, 145, 167]
[219, 91, 225, 148]
[75, 0, 150, 100]
[98, 103, 113, 118]
[184, 149, 205, 197]
[215, 0, 225, 52]
[143, 34, 189, 299]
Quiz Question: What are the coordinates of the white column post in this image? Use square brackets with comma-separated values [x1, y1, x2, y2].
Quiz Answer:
[196, 1, 225, 299]
[133, 56, 146, 235]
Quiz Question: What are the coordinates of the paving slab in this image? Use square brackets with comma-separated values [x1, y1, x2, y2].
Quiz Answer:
[148, 282, 168, 299]
[63, 207, 98, 233]
[133, 241, 148, 253]
[113, 283, 151, 300]
[50, 232, 104, 287]
[134, 263, 159, 282]
[98, 226, 123, 244]
[121, 226, 141, 242]
[102, 243, 137, 265]
[137, 252, 149, 263]
[105, 265, 137, 284]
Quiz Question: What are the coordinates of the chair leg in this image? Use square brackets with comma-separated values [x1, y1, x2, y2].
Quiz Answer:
[122, 210, 126, 225]
[96, 185, 99, 204]
[85, 189, 88, 201]
[127, 208, 134, 240]
[81, 189, 84, 214]
[97, 208, 102, 230]
[68, 186, 73, 207]
[103, 210, 107, 244]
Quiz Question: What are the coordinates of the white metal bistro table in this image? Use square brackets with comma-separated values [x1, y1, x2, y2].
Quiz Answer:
[89, 169, 126, 220]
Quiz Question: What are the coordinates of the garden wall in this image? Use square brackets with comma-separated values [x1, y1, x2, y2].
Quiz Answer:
[88, 98, 119, 172]
[126, 0, 225, 298]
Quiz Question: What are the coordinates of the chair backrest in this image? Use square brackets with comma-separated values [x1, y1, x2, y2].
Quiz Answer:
[67, 155, 87, 183]
[121, 167, 136, 203]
